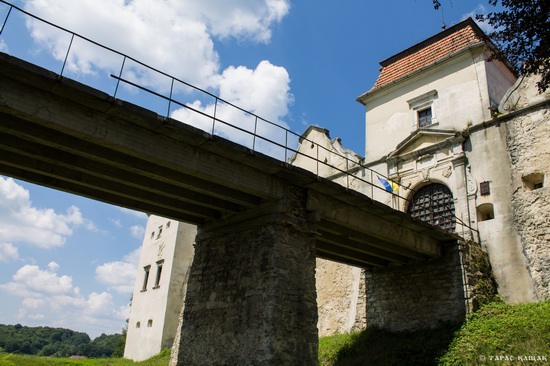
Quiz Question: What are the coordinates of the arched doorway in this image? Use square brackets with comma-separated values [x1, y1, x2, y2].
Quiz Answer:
[407, 183, 456, 232]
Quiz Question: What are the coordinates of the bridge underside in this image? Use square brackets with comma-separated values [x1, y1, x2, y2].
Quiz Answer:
[0, 53, 464, 365]
[0, 52, 456, 269]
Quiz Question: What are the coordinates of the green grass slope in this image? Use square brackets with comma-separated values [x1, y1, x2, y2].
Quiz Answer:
[439, 300, 550, 365]
[319, 301, 550, 366]
[0, 349, 170, 366]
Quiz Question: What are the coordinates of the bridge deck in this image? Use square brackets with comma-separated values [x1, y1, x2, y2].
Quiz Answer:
[0, 52, 459, 268]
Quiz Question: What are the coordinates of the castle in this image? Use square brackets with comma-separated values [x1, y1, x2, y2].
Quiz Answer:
[124, 18, 550, 360]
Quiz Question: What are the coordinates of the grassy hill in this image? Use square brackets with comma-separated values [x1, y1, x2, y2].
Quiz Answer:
[320, 300, 550, 366]
[2, 301, 549, 365]
[0, 348, 170, 366]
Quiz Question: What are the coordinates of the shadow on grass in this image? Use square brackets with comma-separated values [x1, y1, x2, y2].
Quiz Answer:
[332, 323, 461, 366]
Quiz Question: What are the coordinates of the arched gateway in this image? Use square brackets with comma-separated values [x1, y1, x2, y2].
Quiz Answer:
[407, 183, 456, 232]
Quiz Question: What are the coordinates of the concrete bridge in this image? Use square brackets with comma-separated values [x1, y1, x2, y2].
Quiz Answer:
[0, 53, 460, 365]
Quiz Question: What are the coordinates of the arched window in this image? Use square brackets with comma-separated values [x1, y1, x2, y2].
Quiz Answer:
[407, 183, 456, 232]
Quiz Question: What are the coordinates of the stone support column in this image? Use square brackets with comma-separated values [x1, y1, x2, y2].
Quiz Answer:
[175, 186, 318, 366]
[451, 155, 474, 239]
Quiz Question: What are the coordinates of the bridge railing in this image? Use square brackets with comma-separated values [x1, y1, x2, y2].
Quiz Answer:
[0, 0, 480, 241]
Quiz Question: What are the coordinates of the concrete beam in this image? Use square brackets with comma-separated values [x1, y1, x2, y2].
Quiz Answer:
[308, 190, 441, 257]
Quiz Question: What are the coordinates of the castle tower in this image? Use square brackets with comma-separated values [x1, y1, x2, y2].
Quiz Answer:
[124, 215, 196, 361]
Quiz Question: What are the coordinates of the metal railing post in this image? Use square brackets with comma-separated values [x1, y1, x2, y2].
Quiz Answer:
[252, 116, 258, 152]
[211, 98, 218, 136]
[166, 77, 175, 118]
[0, 5, 12, 35]
[59, 33, 75, 77]
[113, 56, 127, 98]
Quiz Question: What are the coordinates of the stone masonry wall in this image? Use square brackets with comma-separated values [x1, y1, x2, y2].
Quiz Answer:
[365, 243, 467, 330]
[175, 186, 318, 365]
[316, 259, 365, 336]
[504, 79, 550, 300]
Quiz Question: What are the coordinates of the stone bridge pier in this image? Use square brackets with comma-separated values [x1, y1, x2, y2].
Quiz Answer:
[174, 185, 319, 365]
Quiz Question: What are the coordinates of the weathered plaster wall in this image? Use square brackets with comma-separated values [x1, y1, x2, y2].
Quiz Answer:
[466, 123, 536, 304]
[365, 243, 466, 330]
[125, 217, 196, 362]
[316, 259, 365, 336]
[503, 76, 550, 300]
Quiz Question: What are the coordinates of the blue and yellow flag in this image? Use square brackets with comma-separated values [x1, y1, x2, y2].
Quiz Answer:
[377, 176, 399, 193]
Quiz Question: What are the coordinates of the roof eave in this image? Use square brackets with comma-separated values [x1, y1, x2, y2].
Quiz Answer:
[356, 42, 486, 105]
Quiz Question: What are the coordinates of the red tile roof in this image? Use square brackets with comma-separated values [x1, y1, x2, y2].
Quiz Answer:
[371, 18, 486, 91]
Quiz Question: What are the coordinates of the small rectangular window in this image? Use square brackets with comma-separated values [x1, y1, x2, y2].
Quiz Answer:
[141, 265, 151, 291]
[153, 260, 164, 289]
[156, 225, 163, 239]
[418, 108, 432, 127]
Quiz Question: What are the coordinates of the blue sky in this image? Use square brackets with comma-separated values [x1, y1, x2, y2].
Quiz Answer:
[0, 0, 495, 338]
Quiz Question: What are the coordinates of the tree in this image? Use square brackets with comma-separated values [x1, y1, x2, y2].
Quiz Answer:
[434, 0, 550, 92]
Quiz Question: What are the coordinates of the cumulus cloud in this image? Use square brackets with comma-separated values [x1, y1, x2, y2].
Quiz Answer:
[118, 207, 148, 220]
[1, 262, 126, 337]
[23, 0, 289, 89]
[21, 0, 293, 155]
[0, 243, 20, 263]
[130, 225, 145, 239]
[0, 39, 7, 52]
[462, 5, 495, 34]
[171, 60, 293, 158]
[8, 264, 73, 295]
[0, 177, 94, 248]
[95, 248, 141, 294]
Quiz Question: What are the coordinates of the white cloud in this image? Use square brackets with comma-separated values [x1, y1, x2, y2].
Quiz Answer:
[22, 297, 45, 309]
[21, 1, 293, 155]
[183, 0, 290, 43]
[0, 243, 20, 263]
[118, 207, 148, 220]
[22, 0, 289, 90]
[95, 248, 140, 294]
[47, 261, 60, 272]
[9, 264, 73, 295]
[1, 262, 127, 337]
[130, 225, 145, 239]
[0, 177, 94, 248]
[171, 60, 293, 158]
[0, 39, 7, 52]
[462, 5, 495, 34]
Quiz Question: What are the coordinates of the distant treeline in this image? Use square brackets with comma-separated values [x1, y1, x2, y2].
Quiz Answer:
[0, 324, 124, 358]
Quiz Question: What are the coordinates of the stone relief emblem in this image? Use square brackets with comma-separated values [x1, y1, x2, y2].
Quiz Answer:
[421, 168, 431, 181]
[157, 242, 166, 258]
[466, 165, 477, 194]
[441, 165, 453, 178]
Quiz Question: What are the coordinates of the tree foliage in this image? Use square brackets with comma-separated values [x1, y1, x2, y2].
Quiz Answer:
[0, 324, 122, 358]
[434, 0, 550, 92]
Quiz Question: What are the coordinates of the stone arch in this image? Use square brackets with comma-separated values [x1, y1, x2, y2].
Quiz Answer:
[406, 182, 456, 232]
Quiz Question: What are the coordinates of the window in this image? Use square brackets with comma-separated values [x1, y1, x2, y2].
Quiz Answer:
[153, 260, 164, 289]
[407, 90, 438, 130]
[477, 203, 494, 222]
[418, 108, 432, 127]
[523, 173, 544, 191]
[141, 265, 151, 291]
[150, 231, 155, 239]
[147, 319, 153, 327]
[156, 225, 163, 239]
[166, 221, 171, 228]
[407, 183, 456, 232]
[136, 321, 141, 329]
